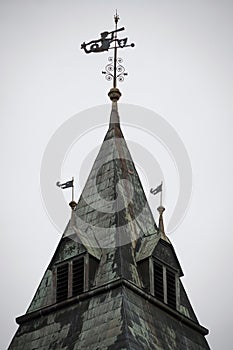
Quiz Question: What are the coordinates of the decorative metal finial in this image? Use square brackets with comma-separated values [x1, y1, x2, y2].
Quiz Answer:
[81, 13, 135, 92]
[114, 9, 119, 24]
[150, 181, 169, 241]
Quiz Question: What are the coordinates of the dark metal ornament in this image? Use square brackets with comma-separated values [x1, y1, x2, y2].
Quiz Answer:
[81, 27, 126, 54]
[81, 12, 134, 89]
[102, 57, 128, 84]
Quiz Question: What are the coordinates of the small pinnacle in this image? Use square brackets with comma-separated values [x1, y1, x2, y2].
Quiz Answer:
[157, 206, 170, 243]
[108, 87, 121, 102]
[157, 206, 165, 235]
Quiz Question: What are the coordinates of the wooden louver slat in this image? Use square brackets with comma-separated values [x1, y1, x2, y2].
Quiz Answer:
[166, 269, 176, 309]
[72, 258, 84, 296]
[56, 263, 69, 302]
[154, 262, 164, 302]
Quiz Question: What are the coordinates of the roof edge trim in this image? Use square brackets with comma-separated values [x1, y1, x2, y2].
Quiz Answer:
[16, 279, 208, 336]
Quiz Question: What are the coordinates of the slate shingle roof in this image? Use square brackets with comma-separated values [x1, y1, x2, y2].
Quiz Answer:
[9, 280, 209, 350]
[8, 99, 210, 350]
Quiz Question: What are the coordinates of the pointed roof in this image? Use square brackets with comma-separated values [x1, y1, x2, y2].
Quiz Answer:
[72, 89, 157, 239]
[8, 89, 210, 350]
[66, 89, 158, 286]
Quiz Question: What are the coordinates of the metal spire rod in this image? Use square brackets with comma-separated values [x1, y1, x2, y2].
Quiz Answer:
[113, 11, 119, 88]
[160, 180, 163, 207]
[69, 176, 77, 210]
[72, 176, 74, 202]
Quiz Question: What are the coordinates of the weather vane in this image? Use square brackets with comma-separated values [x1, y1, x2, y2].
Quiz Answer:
[81, 11, 135, 88]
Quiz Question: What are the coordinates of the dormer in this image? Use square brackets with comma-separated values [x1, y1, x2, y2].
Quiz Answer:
[26, 234, 100, 313]
[136, 234, 198, 322]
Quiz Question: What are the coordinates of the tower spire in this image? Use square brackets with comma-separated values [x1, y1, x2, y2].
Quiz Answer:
[8, 14, 210, 350]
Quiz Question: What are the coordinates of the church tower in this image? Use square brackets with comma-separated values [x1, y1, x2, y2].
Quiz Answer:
[8, 14, 210, 350]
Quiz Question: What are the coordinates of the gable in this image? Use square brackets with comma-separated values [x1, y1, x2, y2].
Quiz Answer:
[50, 235, 87, 266]
[152, 239, 184, 276]
[27, 236, 87, 313]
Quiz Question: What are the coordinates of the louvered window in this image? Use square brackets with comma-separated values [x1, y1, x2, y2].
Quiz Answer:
[72, 257, 84, 296]
[166, 269, 176, 309]
[56, 263, 69, 303]
[153, 260, 177, 309]
[55, 257, 85, 303]
[154, 262, 164, 302]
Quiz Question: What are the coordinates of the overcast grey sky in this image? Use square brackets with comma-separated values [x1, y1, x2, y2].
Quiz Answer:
[1, 1, 233, 349]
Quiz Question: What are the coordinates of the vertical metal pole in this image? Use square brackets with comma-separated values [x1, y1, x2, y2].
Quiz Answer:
[113, 12, 119, 88]
[72, 176, 74, 202]
[160, 181, 163, 207]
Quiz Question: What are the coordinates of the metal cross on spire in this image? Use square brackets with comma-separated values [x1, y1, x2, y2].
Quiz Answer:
[81, 11, 135, 88]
